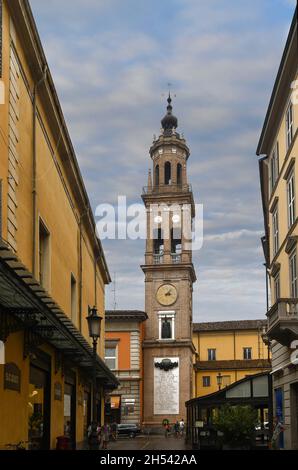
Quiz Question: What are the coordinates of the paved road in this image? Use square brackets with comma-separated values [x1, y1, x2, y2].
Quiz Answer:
[108, 435, 192, 451]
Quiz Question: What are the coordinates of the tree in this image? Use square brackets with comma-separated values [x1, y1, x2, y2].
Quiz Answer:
[214, 405, 258, 449]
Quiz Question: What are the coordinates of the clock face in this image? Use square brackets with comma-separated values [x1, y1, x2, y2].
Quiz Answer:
[156, 284, 178, 306]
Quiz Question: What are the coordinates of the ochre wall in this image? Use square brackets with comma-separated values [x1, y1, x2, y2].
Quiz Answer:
[105, 331, 131, 370]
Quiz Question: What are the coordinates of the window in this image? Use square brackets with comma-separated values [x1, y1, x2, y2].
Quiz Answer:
[105, 346, 117, 370]
[203, 376, 210, 387]
[272, 205, 279, 256]
[243, 347, 252, 360]
[0, 1, 2, 78]
[158, 311, 175, 340]
[155, 165, 159, 186]
[177, 163, 182, 185]
[0, 340, 4, 365]
[165, 162, 171, 185]
[0, 179, 2, 238]
[153, 228, 164, 255]
[274, 273, 280, 302]
[270, 142, 279, 191]
[222, 375, 231, 387]
[286, 102, 293, 150]
[289, 249, 298, 298]
[70, 275, 77, 325]
[39, 220, 50, 290]
[287, 170, 295, 228]
[208, 349, 216, 361]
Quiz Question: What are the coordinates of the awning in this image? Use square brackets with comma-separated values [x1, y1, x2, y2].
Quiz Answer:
[111, 396, 121, 409]
[0, 240, 119, 389]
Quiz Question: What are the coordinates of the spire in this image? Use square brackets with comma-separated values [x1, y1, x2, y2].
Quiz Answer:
[161, 93, 178, 131]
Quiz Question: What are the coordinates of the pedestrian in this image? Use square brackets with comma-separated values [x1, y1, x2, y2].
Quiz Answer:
[174, 421, 180, 438]
[179, 418, 185, 438]
[101, 423, 110, 450]
[164, 422, 171, 438]
[88, 422, 101, 450]
[111, 421, 118, 441]
[271, 417, 285, 450]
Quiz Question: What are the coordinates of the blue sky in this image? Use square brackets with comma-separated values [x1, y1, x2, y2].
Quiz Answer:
[30, 0, 296, 321]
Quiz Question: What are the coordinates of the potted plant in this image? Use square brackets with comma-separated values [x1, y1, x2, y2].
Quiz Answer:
[214, 405, 258, 450]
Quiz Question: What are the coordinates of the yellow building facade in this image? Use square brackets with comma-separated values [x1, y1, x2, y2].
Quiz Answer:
[257, 6, 298, 450]
[0, 0, 117, 450]
[192, 320, 271, 398]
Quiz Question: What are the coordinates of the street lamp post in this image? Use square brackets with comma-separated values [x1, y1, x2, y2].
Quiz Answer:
[217, 372, 223, 390]
[86, 306, 103, 425]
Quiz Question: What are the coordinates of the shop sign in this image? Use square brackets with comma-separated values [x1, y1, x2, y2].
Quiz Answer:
[4, 363, 21, 392]
[54, 382, 62, 401]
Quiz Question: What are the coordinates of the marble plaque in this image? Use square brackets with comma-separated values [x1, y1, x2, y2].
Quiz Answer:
[154, 357, 179, 415]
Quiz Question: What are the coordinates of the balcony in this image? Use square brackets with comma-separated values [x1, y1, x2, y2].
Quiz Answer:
[142, 183, 192, 195]
[171, 253, 181, 264]
[153, 253, 164, 264]
[266, 298, 298, 346]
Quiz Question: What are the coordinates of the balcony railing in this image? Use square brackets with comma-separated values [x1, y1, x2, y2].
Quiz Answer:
[266, 298, 298, 346]
[171, 253, 181, 264]
[153, 253, 164, 264]
[143, 183, 192, 195]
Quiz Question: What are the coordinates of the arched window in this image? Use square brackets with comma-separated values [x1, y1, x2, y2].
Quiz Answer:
[165, 162, 171, 185]
[153, 228, 164, 254]
[171, 228, 182, 254]
[177, 163, 182, 185]
[155, 165, 160, 186]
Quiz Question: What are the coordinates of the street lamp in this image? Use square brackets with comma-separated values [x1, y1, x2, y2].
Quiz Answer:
[86, 306, 102, 425]
[217, 372, 223, 390]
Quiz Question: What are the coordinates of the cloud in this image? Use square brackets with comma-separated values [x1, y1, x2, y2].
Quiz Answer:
[29, 0, 295, 321]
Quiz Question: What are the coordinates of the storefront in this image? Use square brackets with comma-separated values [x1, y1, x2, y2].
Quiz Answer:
[186, 372, 272, 450]
[0, 241, 118, 450]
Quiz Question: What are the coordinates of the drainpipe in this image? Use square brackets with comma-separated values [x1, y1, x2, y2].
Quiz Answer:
[32, 66, 47, 277]
[79, 206, 89, 332]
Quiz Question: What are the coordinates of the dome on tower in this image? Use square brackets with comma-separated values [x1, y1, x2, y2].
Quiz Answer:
[161, 94, 178, 131]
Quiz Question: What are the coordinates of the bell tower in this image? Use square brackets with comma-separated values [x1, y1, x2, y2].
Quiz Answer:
[141, 95, 196, 427]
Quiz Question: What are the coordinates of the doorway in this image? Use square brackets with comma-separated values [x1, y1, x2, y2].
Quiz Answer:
[290, 382, 298, 449]
[64, 372, 77, 449]
[28, 353, 51, 450]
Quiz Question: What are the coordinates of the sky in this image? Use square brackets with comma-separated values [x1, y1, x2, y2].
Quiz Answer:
[30, 0, 296, 322]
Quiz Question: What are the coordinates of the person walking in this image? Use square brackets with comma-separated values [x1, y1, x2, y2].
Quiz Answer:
[88, 422, 101, 450]
[271, 417, 285, 450]
[164, 422, 171, 438]
[179, 418, 185, 438]
[101, 424, 110, 450]
[174, 421, 180, 438]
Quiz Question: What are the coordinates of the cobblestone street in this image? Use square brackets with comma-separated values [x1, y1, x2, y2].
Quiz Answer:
[107, 435, 192, 451]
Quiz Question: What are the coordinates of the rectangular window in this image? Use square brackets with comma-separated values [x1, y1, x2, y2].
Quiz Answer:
[158, 312, 175, 340]
[274, 273, 280, 302]
[39, 220, 50, 290]
[243, 347, 252, 360]
[105, 346, 117, 370]
[0, 1, 2, 78]
[287, 170, 295, 228]
[208, 349, 216, 361]
[270, 142, 279, 192]
[272, 205, 279, 256]
[70, 275, 77, 325]
[202, 376, 211, 387]
[286, 102, 293, 150]
[289, 250, 298, 298]
[0, 179, 2, 238]
[222, 375, 231, 387]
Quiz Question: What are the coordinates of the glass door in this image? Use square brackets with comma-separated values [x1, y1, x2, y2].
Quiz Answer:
[28, 365, 51, 450]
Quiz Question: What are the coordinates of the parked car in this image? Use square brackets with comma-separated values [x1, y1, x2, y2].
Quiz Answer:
[117, 424, 141, 438]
